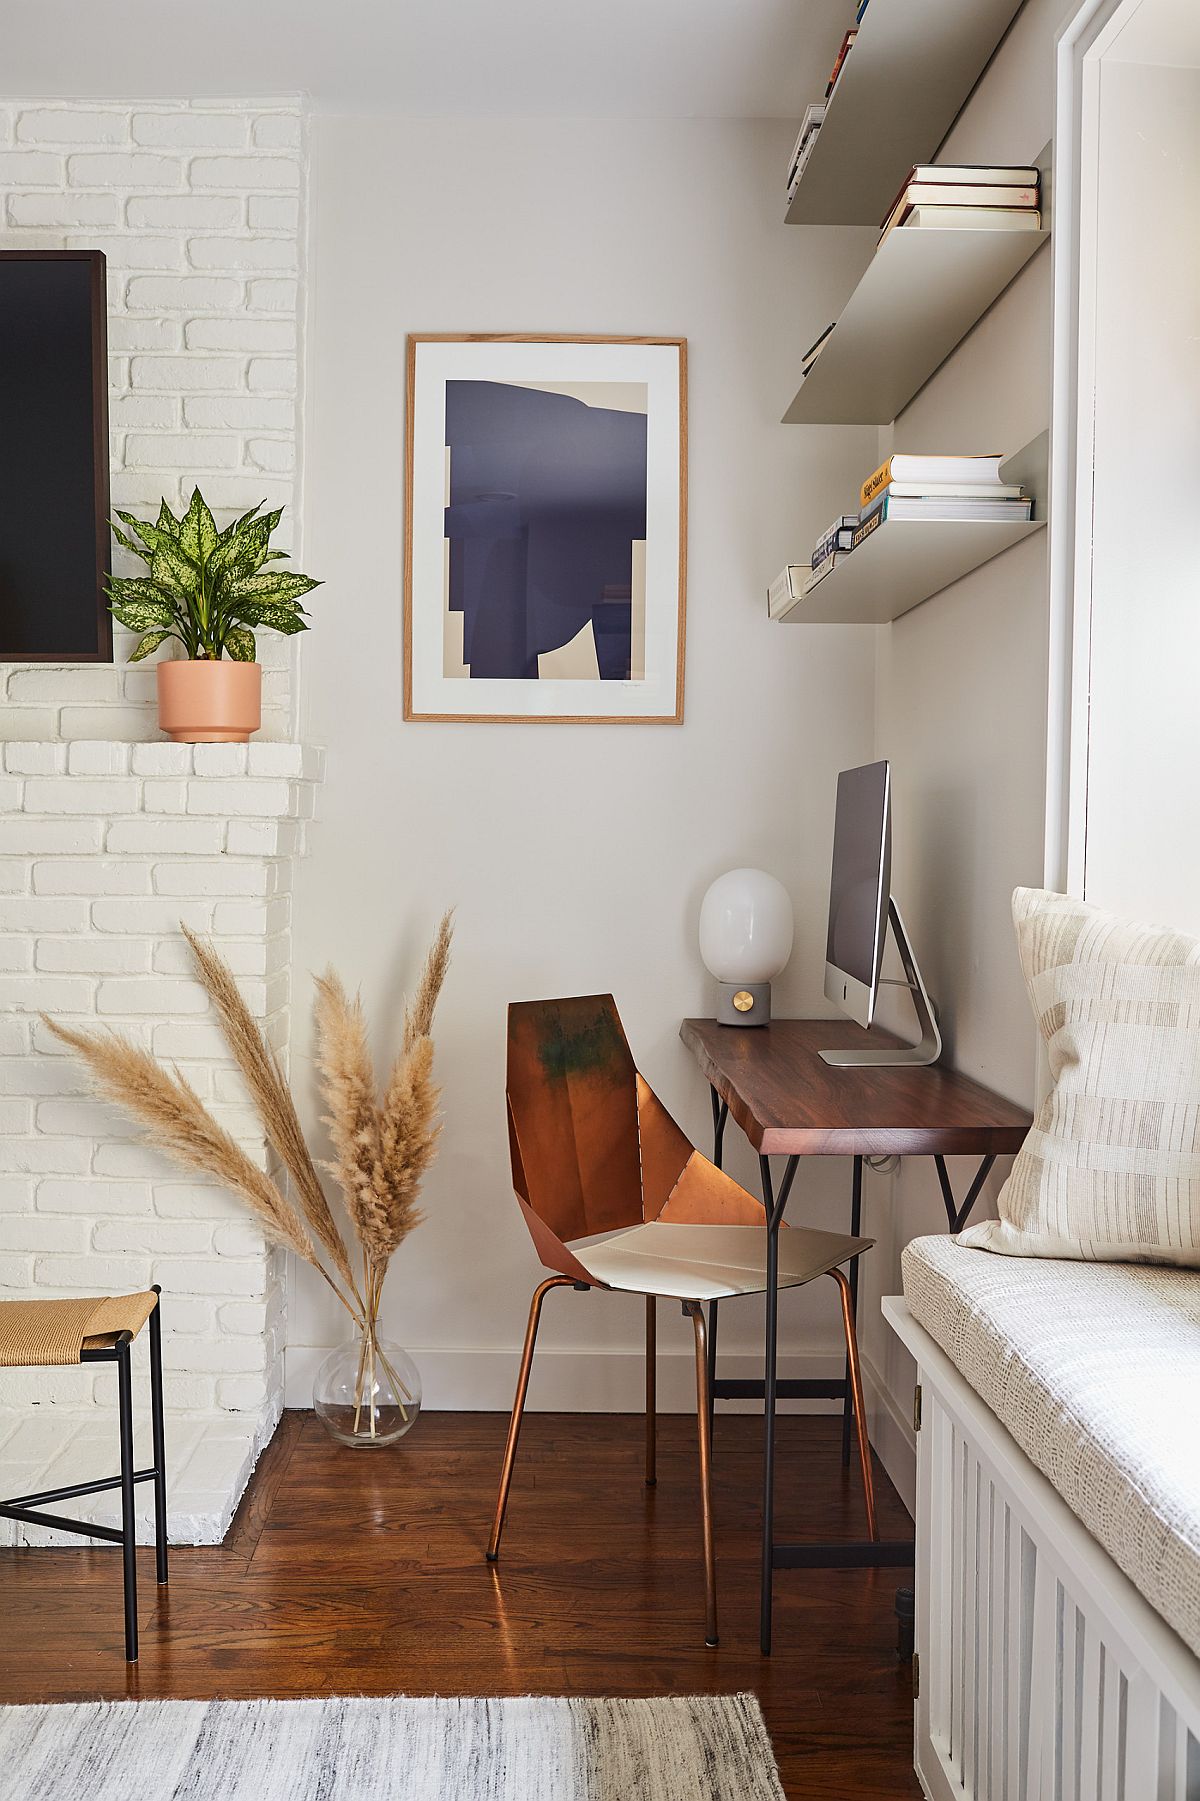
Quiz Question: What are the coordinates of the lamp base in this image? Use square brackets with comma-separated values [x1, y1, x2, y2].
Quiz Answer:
[716, 980, 771, 1026]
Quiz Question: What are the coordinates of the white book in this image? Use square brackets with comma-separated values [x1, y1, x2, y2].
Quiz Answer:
[873, 480, 1024, 502]
[767, 565, 807, 619]
[869, 495, 1032, 522]
[900, 204, 1042, 233]
[909, 164, 1038, 186]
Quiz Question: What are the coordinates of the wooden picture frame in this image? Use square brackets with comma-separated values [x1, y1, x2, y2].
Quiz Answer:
[404, 333, 687, 724]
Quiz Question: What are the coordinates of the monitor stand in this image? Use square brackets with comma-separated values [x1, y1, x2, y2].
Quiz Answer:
[819, 898, 942, 1068]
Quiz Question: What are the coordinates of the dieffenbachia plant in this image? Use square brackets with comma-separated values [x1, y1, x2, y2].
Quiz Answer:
[106, 488, 321, 663]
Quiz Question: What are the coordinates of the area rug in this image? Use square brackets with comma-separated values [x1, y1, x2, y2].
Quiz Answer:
[0, 1693, 785, 1800]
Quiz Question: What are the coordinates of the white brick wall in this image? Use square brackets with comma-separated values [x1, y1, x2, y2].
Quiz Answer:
[0, 743, 323, 1544]
[0, 99, 308, 743]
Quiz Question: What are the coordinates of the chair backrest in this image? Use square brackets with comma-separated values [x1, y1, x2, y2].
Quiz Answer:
[506, 995, 644, 1246]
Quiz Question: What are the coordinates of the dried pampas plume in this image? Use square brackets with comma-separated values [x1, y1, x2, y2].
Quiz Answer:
[44, 910, 455, 1360]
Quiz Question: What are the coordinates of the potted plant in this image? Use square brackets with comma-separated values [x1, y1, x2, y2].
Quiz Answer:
[107, 488, 320, 744]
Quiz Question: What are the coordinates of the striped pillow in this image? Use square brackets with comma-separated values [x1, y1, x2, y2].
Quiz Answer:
[959, 887, 1200, 1266]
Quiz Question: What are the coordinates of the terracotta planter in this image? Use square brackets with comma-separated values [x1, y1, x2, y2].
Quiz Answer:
[157, 660, 262, 744]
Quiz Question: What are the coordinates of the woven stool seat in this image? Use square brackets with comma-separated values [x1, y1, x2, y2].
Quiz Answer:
[0, 1292, 158, 1369]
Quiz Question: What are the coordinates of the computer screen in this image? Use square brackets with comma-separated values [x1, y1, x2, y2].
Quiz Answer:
[824, 760, 891, 1027]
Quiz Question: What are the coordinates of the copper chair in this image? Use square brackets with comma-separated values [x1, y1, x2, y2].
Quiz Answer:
[486, 994, 876, 1646]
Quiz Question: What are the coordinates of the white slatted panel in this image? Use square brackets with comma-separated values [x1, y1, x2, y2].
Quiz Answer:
[912, 1380, 1200, 1801]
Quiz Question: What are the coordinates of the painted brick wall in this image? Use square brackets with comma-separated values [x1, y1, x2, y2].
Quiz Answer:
[0, 742, 322, 1543]
[0, 99, 307, 742]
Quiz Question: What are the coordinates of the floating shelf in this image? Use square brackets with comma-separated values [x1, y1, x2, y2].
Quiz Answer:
[776, 515, 1046, 626]
[786, 0, 1027, 226]
[783, 224, 1049, 426]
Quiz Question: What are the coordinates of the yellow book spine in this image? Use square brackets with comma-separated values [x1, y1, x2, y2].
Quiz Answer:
[860, 459, 893, 509]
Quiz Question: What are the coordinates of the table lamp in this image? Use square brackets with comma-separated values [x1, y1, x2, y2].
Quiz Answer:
[699, 868, 794, 1026]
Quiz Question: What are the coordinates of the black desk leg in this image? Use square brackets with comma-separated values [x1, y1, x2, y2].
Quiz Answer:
[707, 1087, 729, 1439]
[759, 1151, 798, 1657]
[841, 1154, 863, 1467]
[933, 1153, 996, 1235]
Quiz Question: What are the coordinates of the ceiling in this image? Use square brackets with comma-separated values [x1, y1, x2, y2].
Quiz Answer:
[4, 0, 850, 118]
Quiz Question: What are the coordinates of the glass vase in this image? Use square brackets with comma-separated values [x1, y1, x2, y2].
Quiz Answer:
[313, 1330, 422, 1448]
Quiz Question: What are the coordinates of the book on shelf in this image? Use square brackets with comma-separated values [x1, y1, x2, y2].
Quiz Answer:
[890, 205, 1042, 239]
[907, 164, 1038, 187]
[852, 492, 1033, 549]
[867, 481, 1023, 506]
[804, 549, 852, 593]
[787, 103, 825, 189]
[825, 30, 857, 98]
[881, 183, 1038, 237]
[879, 164, 1040, 234]
[812, 514, 858, 565]
[767, 565, 807, 619]
[860, 453, 1005, 509]
[855, 0, 871, 20]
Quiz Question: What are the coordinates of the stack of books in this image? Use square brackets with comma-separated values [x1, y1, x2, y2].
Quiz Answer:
[879, 165, 1041, 241]
[853, 454, 1032, 549]
[767, 453, 1032, 616]
[826, 29, 857, 99]
[786, 104, 826, 204]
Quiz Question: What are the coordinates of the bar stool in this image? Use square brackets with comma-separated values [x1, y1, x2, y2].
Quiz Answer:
[0, 1284, 168, 1660]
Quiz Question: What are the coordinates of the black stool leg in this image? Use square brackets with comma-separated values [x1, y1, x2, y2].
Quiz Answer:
[149, 1287, 168, 1585]
[116, 1335, 138, 1661]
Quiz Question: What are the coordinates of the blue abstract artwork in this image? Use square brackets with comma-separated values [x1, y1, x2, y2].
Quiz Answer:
[443, 380, 648, 682]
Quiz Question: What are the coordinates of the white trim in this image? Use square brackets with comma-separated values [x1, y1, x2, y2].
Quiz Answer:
[1045, 0, 1145, 896]
[285, 1342, 851, 1415]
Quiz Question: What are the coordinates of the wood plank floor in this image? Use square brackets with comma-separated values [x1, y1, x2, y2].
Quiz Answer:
[0, 1410, 920, 1799]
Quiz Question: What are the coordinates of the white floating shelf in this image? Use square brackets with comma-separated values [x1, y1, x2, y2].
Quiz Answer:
[784, 224, 1049, 426]
[786, 0, 1028, 226]
[776, 515, 1046, 625]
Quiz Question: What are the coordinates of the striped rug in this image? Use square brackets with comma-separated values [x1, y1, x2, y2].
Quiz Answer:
[0, 1692, 785, 1799]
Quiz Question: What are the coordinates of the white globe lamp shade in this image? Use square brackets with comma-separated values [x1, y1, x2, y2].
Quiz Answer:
[699, 869, 793, 1026]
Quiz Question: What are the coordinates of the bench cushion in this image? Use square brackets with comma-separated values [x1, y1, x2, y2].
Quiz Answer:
[903, 1233, 1200, 1656]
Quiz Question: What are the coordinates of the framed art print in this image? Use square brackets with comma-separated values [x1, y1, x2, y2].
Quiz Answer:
[404, 334, 687, 723]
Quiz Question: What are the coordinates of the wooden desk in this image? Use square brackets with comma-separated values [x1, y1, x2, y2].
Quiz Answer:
[679, 1017, 1032, 1653]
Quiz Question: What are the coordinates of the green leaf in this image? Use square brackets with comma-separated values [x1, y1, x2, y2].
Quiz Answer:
[129, 629, 173, 662]
[150, 539, 201, 600]
[217, 503, 266, 543]
[224, 626, 257, 662]
[229, 570, 320, 606]
[115, 510, 168, 556]
[109, 519, 144, 558]
[156, 499, 181, 538]
[110, 595, 177, 632]
[179, 488, 219, 563]
[233, 601, 309, 634]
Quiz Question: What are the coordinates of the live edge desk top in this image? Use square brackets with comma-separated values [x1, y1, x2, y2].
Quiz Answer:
[679, 1018, 1032, 1160]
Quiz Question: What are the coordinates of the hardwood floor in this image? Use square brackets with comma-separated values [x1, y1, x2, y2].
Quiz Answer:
[0, 1410, 920, 1799]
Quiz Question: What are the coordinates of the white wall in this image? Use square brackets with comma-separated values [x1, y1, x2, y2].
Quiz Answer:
[287, 115, 884, 1410]
[0, 98, 306, 741]
[863, 0, 1071, 1491]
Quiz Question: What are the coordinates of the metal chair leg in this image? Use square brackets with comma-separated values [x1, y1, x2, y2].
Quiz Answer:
[828, 1266, 877, 1540]
[116, 1335, 138, 1661]
[685, 1300, 719, 1647]
[645, 1295, 657, 1488]
[148, 1285, 168, 1585]
[486, 1275, 577, 1562]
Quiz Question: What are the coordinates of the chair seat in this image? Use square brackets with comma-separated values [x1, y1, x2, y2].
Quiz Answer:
[577, 1222, 872, 1301]
[0, 1292, 159, 1369]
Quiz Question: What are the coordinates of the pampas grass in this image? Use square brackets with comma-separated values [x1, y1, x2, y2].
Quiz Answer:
[46, 911, 454, 1435]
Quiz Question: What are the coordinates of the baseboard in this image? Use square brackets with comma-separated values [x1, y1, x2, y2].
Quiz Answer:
[285, 1343, 852, 1415]
[862, 1351, 917, 1518]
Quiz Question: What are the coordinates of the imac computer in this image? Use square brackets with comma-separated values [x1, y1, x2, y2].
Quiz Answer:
[820, 760, 941, 1068]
